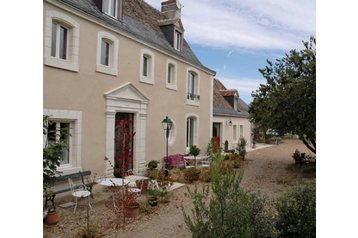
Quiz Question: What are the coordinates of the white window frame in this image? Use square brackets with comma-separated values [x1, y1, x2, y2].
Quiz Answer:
[44, 11, 79, 72]
[139, 49, 155, 85]
[174, 29, 183, 51]
[233, 124, 238, 142]
[47, 121, 72, 165]
[240, 125, 244, 138]
[186, 68, 200, 106]
[185, 114, 199, 152]
[103, 0, 118, 18]
[166, 59, 177, 90]
[96, 31, 118, 76]
[51, 22, 68, 60]
[43, 109, 83, 174]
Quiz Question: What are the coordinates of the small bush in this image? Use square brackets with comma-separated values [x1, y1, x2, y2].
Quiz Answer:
[76, 221, 100, 238]
[237, 137, 247, 160]
[275, 182, 316, 238]
[199, 168, 211, 182]
[147, 160, 159, 170]
[189, 145, 201, 157]
[184, 167, 201, 183]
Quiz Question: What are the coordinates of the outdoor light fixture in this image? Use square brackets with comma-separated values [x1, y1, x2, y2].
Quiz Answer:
[162, 116, 173, 169]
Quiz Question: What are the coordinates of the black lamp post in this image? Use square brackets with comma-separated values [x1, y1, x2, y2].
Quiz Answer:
[162, 116, 173, 170]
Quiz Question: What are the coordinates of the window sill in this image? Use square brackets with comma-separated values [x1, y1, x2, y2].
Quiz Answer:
[58, 166, 82, 175]
[166, 84, 177, 91]
[44, 56, 79, 72]
[140, 77, 154, 85]
[186, 100, 200, 107]
[96, 65, 118, 76]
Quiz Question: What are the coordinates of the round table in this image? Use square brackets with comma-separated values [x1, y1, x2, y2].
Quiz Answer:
[98, 178, 130, 187]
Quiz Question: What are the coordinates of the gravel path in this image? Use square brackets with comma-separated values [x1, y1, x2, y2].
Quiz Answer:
[241, 139, 314, 199]
[43, 139, 315, 238]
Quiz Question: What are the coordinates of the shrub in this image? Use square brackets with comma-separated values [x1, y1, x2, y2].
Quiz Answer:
[189, 145, 201, 157]
[182, 158, 276, 237]
[237, 137, 247, 160]
[184, 167, 201, 183]
[199, 168, 211, 182]
[147, 160, 159, 170]
[275, 182, 316, 238]
[206, 138, 222, 156]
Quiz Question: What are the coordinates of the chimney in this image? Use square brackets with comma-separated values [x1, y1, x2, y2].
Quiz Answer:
[161, 0, 182, 19]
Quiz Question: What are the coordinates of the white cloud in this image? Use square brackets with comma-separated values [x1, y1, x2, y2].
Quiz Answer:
[144, 0, 315, 50]
[218, 76, 266, 103]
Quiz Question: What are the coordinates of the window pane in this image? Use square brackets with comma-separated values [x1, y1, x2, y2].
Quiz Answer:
[59, 26, 67, 59]
[175, 31, 181, 50]
[101, 40, 110, 66]
[103, 0, 109, 13]
[143, 55, 148, 76]
[111, 0, 116, 17]
[168, 64, 173, 84]
[51, 23, 57, 57]
[60, 123, 70, 165]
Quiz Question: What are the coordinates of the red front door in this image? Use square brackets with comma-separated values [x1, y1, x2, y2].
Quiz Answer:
[114, 113, 135, 177]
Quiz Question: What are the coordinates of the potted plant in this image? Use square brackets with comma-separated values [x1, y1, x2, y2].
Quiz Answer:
[190, 145, 201, 158]
[146, 160, 160, 179]
[147, 160, 159, 170]
[46, 207, 60, 225]
[123, 187, 140, 218]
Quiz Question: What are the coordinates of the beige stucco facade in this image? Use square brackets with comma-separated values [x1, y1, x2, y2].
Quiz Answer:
[213, 116, 252, 151]
[43, 1, 214, 176]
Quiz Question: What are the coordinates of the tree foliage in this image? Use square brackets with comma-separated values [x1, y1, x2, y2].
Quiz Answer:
[249, 37, 316, 153]
[43, 115, 68, 189]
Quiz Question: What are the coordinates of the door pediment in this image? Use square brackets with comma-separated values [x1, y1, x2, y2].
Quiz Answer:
[104, 83, 149, 104]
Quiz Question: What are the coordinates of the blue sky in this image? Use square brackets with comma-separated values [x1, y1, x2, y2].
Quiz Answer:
[145, 0, 316, 104]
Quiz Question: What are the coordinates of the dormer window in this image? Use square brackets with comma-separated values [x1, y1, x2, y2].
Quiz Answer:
[174, 30, 183, 51]
[103, 0, 117, 18]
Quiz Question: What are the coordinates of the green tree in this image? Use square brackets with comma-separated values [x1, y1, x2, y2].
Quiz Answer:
[249, 37, 316, 153]
[43, 115, 69, 189]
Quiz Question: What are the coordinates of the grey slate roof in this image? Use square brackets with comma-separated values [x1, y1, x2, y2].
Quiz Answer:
[213, 78, 250, 118]
[54, 0, 215, 74]
[213, 107, 249, 117]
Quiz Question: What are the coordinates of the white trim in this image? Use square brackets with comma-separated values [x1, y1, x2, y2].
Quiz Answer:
[43, 109, 82, 174]
[104, 83, 149, 176]
[174, 29, 183, 51]
[186, 67, 200, 106]
[165, 59, 178, 90]
[44, 10, 79, 72]
[96, 31, 119, 76]
[103, 0, 118, 19]
[185, 113, 199, 153]
[139, 48, 155, 85]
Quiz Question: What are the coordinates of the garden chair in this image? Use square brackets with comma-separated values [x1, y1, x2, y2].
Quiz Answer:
[68, 178, 92, 213]
[201, 156, 212, 168]
[184, 158, 195, 169]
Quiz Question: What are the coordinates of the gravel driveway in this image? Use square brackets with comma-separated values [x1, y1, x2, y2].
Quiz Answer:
[44, 139, 315, 238]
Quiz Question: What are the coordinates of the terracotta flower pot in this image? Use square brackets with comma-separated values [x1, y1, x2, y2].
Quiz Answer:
[136, 180, 148, 193]
[124, 202, 140, 218]
[46, 210, 60, 225]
